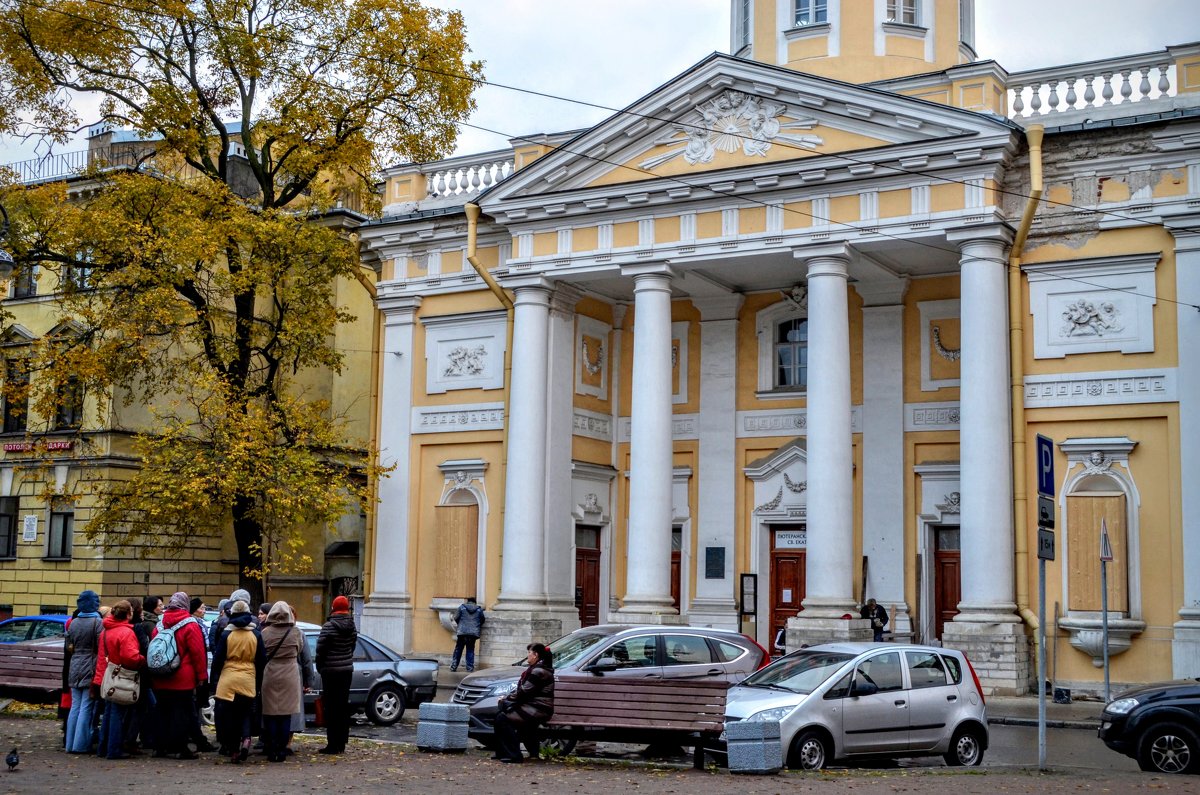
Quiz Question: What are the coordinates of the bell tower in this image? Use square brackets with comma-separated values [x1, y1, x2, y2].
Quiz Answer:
[731, 0, 977, 83]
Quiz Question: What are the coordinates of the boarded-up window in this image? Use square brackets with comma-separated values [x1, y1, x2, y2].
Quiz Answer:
[434, 503, 478, 600]
[1066, 494, 1127, 613]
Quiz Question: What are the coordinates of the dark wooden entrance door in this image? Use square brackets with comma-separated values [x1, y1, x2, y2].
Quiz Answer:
[575, 525, 601, 627]
[671, 525, 682, 611]
[770, 525, 806, 647]
[933, 525, 961, 640]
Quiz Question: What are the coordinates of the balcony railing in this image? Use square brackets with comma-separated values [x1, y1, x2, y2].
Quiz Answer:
[425, 157, 514, 199]
[1007, 48, 1180, 119]
[1, 146, 149, 184]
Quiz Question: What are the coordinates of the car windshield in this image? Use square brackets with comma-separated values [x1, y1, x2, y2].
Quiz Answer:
[741, 650, 854, 694]
[512, 632, 608, 669]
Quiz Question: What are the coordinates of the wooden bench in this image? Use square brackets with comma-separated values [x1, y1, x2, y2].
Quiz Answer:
[543, 675, 727, 769]
[0, 638, 64, 702]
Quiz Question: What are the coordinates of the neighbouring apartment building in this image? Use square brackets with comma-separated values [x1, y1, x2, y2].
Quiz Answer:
[0, 126, 375, 623]
[358, 0, 1200, 695]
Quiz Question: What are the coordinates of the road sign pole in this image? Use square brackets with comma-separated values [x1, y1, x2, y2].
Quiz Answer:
[1102, 558, 1110, 703]
[1038, 555, 1047, 771]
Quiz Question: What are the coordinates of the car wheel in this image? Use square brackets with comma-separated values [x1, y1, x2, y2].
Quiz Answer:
[1137, 722, 1198, 774]
[943, 726, 985, 767]
[200, 694, 216, 727]
[366, 683, 406, 726]
[788, 730, 829, 770]
[539, 737, 577, 756]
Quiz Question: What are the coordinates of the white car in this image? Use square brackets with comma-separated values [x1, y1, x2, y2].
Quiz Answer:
[724, 642, 988, 770]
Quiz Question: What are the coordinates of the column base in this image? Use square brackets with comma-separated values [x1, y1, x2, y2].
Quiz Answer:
[1172, 609, 1200, 679]
[687, 597, 740, 631]
[609, 605, 686, 626]
[786, 615, 873, 650]
[480, 612, 567, 667]
[544, 596, 582, 637]
[799, 596, 861, 620]
[941, 618, 1031, 696]
[493, 591, 548, 612]
[360, 593, 414, 655]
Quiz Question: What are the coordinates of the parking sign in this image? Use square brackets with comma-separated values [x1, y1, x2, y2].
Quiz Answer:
[1036, 435, 1055, 498]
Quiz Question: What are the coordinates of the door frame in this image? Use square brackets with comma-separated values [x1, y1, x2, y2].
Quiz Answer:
[914, 463, 960, 646]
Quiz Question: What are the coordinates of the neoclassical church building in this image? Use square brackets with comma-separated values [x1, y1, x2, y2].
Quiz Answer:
[358, 0, 1200, 694]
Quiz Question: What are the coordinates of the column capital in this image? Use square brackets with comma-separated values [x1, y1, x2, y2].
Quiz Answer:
[792, 241, 852, 265]
[945, 222, 1015, 249]
[1162, 211, 1200, 251]
[854, 277, 909, 307]
[620, 262, 674, 280]
[377, 293, 423, 321]
[510, 282, 554, 307]
[548, 282, 586, 317]
[693, 294, 745, 322]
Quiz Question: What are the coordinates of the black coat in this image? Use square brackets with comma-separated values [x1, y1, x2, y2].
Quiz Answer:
[315, 613, 357, 674]
[499, 661, 554, 726]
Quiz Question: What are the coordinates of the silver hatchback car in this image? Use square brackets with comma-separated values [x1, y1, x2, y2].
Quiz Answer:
[724, 642, 988, 770]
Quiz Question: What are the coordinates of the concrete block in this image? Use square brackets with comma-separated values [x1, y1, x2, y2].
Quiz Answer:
[416, 701, 469, 752]
[726, 719, 782, 775]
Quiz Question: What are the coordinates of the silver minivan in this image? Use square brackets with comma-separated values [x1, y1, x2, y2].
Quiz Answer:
[724, 642, 988, 769]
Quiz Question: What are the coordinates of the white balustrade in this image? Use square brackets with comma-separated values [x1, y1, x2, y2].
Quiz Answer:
[1008, 51, 1176, 119]
[425, 158, 514, 198]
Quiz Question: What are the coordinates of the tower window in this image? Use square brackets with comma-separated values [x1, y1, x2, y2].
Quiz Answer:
[795, 0, 827, 26]
[958, 0, 975, 48]
[738, 0, 752, 48]
[887, 0, 920, 25]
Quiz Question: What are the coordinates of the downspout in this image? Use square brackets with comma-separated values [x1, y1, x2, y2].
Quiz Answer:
[351, 264, 380, 602]
[1010, 124, 1044, 634]
[464, 203, 514, 598]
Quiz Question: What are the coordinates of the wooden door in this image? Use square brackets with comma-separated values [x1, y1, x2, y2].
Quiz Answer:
[671, 525, 682, 611]
[769, 525, 806, 646]
[1066, 494, 1127, 612]
[933, 526, 960, 640]
[434, 504, 478, 599]
[575, 548, 601, 626]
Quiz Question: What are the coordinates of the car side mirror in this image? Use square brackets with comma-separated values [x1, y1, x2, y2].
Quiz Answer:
[584, 657, 619, 674]
[851, 680, 878, 697]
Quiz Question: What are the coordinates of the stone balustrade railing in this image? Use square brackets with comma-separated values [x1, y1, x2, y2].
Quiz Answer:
[1007, 50, 1176, 119]
[425, 158, 514, 199]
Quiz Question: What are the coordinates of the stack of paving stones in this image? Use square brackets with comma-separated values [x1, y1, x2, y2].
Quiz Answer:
[416, 702, 469, 752]
[725, 720, 782, 775]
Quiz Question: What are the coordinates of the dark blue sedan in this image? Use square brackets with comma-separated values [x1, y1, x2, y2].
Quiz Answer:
[0, 615, 68, 643]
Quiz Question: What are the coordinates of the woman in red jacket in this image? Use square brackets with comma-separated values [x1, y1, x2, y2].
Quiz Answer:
[92, 600, 145, 760]
[150, 591, 209, 759]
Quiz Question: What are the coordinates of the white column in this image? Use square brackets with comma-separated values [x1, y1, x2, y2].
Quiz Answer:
[544, 284, 585, 632]
[495, 283, 552, 611]
[689, 294, 744, 629]
[360, 293, 421, 653]
[952, 230, 1019, 621]
[856, 280, 910, 637]
[798, 246, 858, 618]
[618, 266, 677, 617]
[1166, 216, 1200, 677]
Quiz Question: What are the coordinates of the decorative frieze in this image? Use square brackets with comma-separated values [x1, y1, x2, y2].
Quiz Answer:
[1023, 368, 1176, 408]
[572, 409, 613, 442]
[617, 413, 698, 443]
[736, 407, 862, 438]
[904, 402, 961, 432]
[413, 403, 505, 434]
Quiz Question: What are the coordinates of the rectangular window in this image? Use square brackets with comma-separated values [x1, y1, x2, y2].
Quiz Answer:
[54, 377, 83, 430]
[12, 265, 37, 299]
[774, 318, 808, 390]
[46, 500, 73, 560]
[887, 0, 919, 25]
[0, 497, 16, 558]
[738, 0, 752, 48]
[66, 252, 93, 291]
[3, 359, 28, 434]
[795, 0, 827, 26]
[959, 0, 975, 48]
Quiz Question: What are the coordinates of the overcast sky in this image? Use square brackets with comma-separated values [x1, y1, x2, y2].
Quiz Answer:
[2, 0, 1199, 165]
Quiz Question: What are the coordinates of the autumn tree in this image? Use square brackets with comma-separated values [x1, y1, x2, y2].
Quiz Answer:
[0, 0, 481, 603]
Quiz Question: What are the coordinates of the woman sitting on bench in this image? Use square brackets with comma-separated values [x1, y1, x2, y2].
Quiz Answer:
[493, 643, 554, 764]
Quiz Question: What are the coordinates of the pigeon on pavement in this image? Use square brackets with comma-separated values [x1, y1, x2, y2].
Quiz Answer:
[5, 748, 17, 771]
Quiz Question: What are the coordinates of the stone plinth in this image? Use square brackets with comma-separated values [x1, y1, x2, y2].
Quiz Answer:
[727, 720, 782, 775]
[360, 595, 414, 655]
[608, 609, 686, 626]
[941, 619, 1031, 695]
[480, 613, 566, 667]
[785, 615, 872, 651]
[416, 702, 469, 752]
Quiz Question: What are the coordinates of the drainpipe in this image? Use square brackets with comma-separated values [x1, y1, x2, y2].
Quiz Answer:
[351, 263, 379, 602]
[1009, 124, 1044, 634]
[464, 203, 515, 596]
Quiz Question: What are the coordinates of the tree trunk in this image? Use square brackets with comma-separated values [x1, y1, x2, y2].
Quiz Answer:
[233, 496, 265, 607]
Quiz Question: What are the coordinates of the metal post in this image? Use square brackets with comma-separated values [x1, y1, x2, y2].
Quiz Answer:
[1038, 556, 1046, 771]
[1102, 558, 1110, 702]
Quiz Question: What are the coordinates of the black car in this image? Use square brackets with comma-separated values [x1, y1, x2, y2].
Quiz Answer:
[1099, 680, 1200, 774]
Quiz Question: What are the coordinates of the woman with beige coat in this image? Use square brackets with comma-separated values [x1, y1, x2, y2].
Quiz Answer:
[259, 601, 304, 762]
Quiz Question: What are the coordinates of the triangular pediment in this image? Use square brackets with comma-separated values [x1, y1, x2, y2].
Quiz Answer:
[483, 53, 1016, 205]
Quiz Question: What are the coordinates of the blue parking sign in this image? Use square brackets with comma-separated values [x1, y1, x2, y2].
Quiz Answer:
[1036, 434, 1055, 498]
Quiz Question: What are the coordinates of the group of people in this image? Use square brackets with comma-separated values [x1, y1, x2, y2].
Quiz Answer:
[60, 587, 359, 764]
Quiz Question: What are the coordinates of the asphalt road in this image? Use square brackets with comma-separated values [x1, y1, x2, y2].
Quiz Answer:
[332, 711, 1132, 772]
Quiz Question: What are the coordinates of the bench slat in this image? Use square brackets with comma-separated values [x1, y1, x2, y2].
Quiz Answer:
[553, 707, 722, 724]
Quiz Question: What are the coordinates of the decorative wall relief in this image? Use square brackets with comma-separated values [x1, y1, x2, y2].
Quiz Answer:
[422, 311, 508, 394]
[672, 320, 689, 405]
[918, 300, 961, 391]
[639, 90, 824, 170]
[575, 315, 611, 400]
[1025, 253, 1158, 359]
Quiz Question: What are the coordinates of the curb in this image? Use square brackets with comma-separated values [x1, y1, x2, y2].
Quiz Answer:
[987, 716, 1098, 730]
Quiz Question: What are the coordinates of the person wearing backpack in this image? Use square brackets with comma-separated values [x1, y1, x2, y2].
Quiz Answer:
[64, 590, 103, 754]
[149, 592, 208, 760]
[91, 601, 145, 759]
